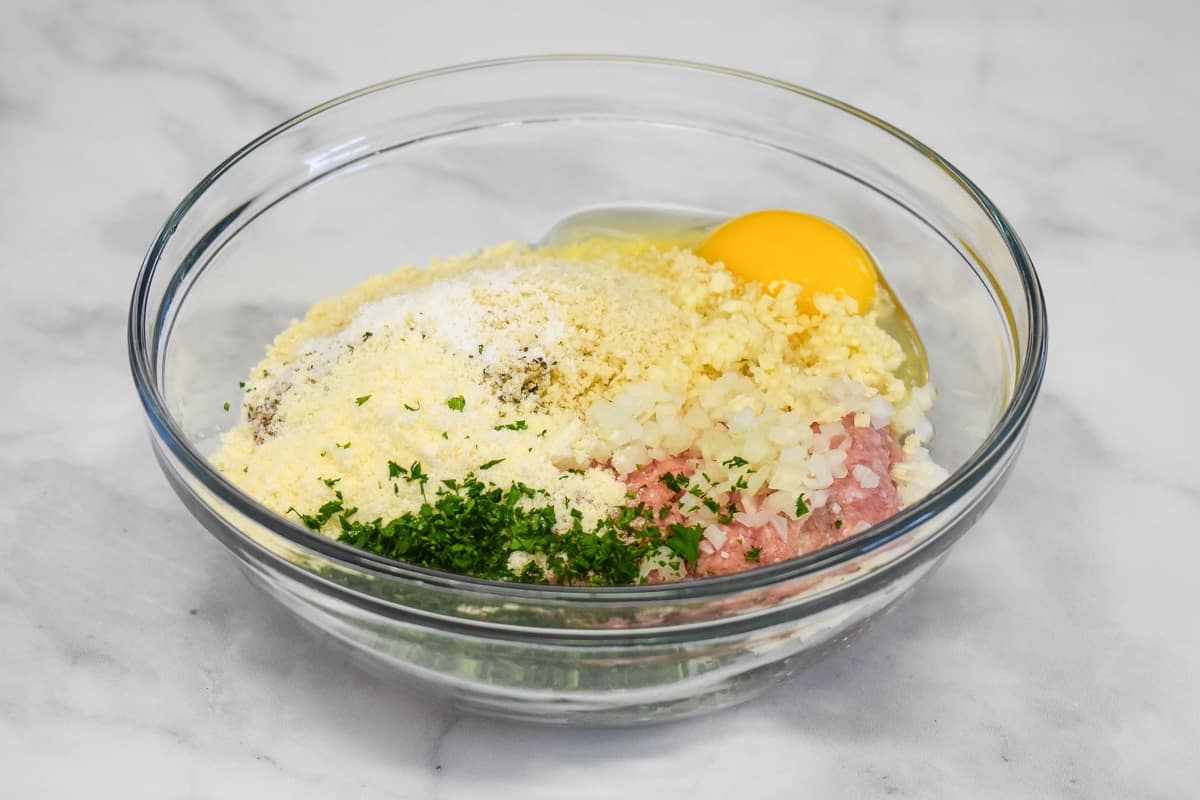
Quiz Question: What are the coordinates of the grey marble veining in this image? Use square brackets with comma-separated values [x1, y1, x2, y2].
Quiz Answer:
[2, 0, 1197, 796]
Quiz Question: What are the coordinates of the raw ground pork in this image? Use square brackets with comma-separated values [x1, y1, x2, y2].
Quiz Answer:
[624, 415, 903, 579]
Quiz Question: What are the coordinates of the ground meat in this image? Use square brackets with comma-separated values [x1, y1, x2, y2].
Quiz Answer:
[800, 418, 903, 544]
[621, 455, 696, 583]
[624, 455, 695, 528]
[624, 415, 904, 580]
[697, 520, 800, 576]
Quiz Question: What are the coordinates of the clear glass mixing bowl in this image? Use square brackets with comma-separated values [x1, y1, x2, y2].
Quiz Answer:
[128, 56, 1046, 725]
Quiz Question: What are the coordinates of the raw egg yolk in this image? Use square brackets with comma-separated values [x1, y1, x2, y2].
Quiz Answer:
[695, 210, 877, 315]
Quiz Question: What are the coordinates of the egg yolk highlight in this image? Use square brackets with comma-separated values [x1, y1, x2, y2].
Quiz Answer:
[695, 210, 878, 315]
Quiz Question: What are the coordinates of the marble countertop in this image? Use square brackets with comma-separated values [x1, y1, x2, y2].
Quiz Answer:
[4, 0, 1197, 796]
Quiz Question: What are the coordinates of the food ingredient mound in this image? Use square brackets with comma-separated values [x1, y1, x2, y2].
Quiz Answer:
[213, 236, 948, 585]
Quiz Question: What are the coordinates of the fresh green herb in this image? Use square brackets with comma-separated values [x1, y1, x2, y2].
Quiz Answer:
[387, 460, 429, 499]
[322, 477, 341, 488]
[745, 546, 762, 562]
[336, 442, 351, 449]
[795, 494, 810, 516]
[447, 395, 466, 411]
[403, 402, 420, 412]
[702, 497, 721, 513]
[238, 381, 245, 388]
[479, 458, 505, 470]
[477, 344, 484, 354]
[288, 490, 346, 531]
[732, 474, 750, 491]
[721, 456, 749, 469]
[393, 461, 425, 483]
[664, 523, 704, 565]
[494, 420, 528, 431]
[296, 459, 727, 585]
[658, 472, 690, 493]
[835, 519, 843, 529]
[355, 395, 371, 406]
[320, 471, 655, 585]
[441, 431, 449, 439]
[223, 402, 230, 412]
[538, 429, 548, 438]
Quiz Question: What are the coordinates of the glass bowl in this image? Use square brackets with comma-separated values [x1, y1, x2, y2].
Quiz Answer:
[128, 56, 1046, 726]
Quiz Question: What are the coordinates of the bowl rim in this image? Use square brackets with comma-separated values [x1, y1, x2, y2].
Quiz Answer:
[128, 54, 1047, 602]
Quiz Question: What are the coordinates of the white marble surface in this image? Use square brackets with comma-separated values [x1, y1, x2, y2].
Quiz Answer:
[3, 0, 1198, 796]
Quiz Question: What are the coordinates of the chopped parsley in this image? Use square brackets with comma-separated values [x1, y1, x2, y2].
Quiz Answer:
[745, 546, 762, 562]
[664, 523, 704, 565]
[294, 461, 717, 585]
[223, 402, 230, 412]
[403, 402, 420, 412]
[288, 489, 349, 532]
[721, 455, 749, 469]
[835, 519, 843, 529]
[446, 395, 466, 411]
[658, 472, 690, 493]
[795, 494, 810, 516]
[387, 460, 429, 499]
[388, 460, 428, 485]
[478, 458, 505, 470]
[355, 395, 371, 406]
[494, 420, 528, 431]
[335, 441, 351, 449]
